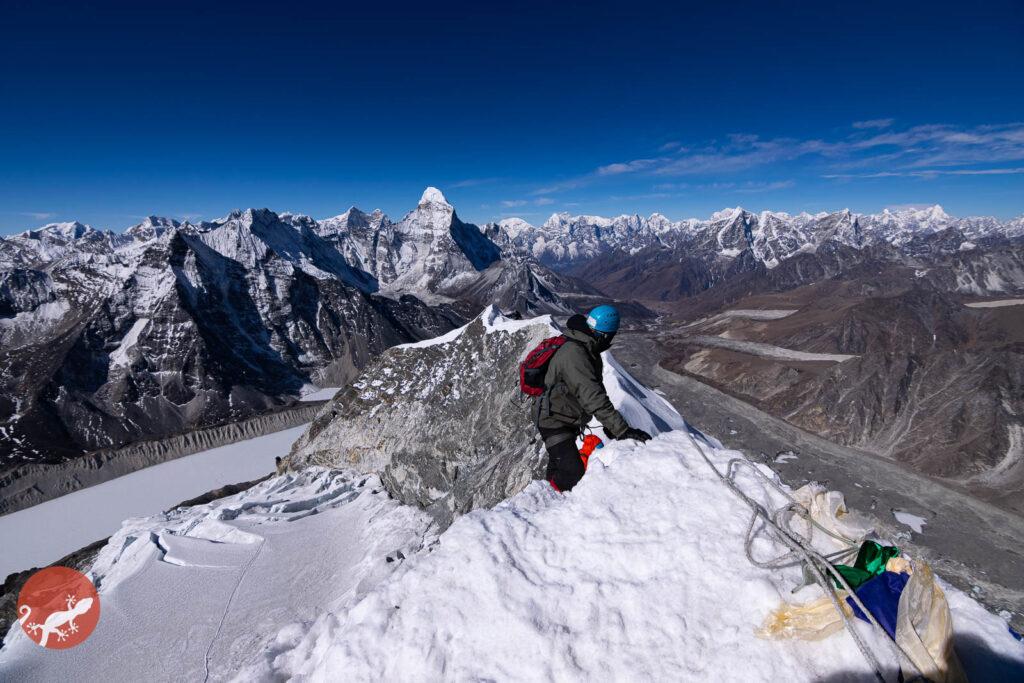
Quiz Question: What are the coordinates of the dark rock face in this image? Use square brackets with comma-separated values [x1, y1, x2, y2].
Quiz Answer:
[0, 216, 464, 472]
[288, 309, 552, 528]
[0, 270, 54, 318]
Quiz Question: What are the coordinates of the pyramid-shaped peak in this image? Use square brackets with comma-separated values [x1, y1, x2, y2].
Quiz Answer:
[419, 187, 450, 206]
[710, 207, 747, 222]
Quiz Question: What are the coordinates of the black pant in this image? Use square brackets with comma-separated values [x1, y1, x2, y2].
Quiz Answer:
[540, 428, 584, 491]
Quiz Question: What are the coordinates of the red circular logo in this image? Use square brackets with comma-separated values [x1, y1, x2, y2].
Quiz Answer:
[17, 566, 100, 649]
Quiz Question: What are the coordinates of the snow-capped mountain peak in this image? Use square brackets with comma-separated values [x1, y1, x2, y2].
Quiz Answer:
[709, 206, 747, 222]
[419, 186, 451, 207]
[400, 187, 456, 235]
[22, 221, 95, 241]
[496, 217, 535, 238]
[124, 216, 181, 241]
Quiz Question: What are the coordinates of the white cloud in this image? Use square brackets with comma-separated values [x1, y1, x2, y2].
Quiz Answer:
[852, 118, 894, 129]
[502, 197, 556, 208]
[597, 158, 661, 176]
[734, 180, 795, 193]
[531, 178, 586, 195]
[824, 167, 1024, 179]
[593, 122, 1024, 179]
[451, 177, 499, 188]
[21, 211, 56, 221]
[521, 121, 1024, 200]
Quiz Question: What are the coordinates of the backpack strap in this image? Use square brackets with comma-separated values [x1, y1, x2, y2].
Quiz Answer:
[532, 386, 552, 432]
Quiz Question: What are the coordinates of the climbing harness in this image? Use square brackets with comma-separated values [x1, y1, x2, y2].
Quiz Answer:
[678, 427, 927, 683]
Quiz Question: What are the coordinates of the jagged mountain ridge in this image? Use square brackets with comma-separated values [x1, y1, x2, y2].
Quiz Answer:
[488, 204, 1024, 271]
[3, 190, 1022, 490]
[1, 188, 604, 473]
[0, 221, 464, 470]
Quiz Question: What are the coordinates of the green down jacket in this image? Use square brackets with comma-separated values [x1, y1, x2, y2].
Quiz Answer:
[532, 324, 630, 438]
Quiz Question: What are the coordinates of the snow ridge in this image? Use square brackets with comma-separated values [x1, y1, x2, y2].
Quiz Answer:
[487, 204, 1023, 268]
[254, 339, 1019, 681]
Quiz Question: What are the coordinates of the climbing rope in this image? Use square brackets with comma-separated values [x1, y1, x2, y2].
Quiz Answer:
[678, 427, 926, 683]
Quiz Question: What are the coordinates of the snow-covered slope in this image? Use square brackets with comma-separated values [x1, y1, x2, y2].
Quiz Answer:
[0, 468, 432, 680]
[257, 433, 1021, 682]
[0, 424, 305, 579]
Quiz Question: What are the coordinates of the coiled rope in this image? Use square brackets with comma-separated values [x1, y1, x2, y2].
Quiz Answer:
[678, 427, 926, 683]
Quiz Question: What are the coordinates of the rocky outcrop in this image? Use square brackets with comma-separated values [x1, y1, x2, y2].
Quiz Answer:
[287, 306, 687, 528]
[287, 307, 551, 527]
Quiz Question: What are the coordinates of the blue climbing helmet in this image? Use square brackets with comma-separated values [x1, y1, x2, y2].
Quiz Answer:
[586, 305, 620, 335]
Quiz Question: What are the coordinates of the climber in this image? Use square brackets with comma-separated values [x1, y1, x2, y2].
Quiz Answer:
[533, 305, 652, 491]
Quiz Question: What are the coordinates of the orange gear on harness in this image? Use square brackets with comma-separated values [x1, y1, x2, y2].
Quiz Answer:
[579, 434, 603, 470]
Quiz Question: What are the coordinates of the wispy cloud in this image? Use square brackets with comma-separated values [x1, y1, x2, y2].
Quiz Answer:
[451, 177, 499, 188]
[852, 118, 894, 129]
[824, 167, 1024, 179]
[597, 159, 662, 176]
[21, 211, 56, 221]
[734, 179, 795, 192]
[531, 178, 587, 195]
[502, 197, 556, 208]
[586, 122, 1024, 181]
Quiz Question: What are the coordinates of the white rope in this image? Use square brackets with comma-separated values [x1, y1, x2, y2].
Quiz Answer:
[677, 427, 926, 683]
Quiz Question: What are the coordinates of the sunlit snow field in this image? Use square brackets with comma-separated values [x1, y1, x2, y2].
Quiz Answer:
[0, 425, 304, 578]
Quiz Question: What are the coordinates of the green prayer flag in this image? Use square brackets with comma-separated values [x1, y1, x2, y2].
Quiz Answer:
[831, 541, 899, 590]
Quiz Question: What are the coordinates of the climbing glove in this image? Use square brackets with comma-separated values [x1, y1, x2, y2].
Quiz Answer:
[619, 427, 652, 442]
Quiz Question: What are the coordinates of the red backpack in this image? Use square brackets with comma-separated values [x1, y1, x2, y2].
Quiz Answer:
[519, 335, 567, 396]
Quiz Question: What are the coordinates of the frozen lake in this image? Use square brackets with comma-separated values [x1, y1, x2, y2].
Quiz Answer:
[0, 425, 307, 579]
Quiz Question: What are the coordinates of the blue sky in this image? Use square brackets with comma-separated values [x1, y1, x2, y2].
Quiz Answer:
[1, 1, 1022, 234]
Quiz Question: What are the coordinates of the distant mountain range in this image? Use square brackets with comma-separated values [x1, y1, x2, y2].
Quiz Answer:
[2, 189, 1022, 505]
[0, 189, 582, 470]
[488, 203, 1024, 271]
